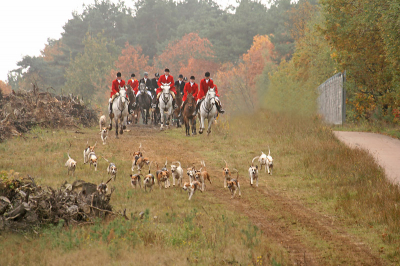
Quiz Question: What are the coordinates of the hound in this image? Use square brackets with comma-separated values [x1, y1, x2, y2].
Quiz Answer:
[223, 160, 232, 188]
[227, 169, 241, 199]
[195, 161, 211, 191]
[171, 161, 184, 187]
[156, 160, 170, 188]
[186, 166, 196, 184]
[103, 157, 117, 180]
[99, 115, 106, 131]
[134, 156, 150, 173]
[83, 141, 96, 164]
[88, 151, 98, 171]
[97, 177, 113, 194]
[253, 147, 274, 175]
[132, 143, 144, 165]
[248, 162, 259, 187]
[143, 162, 155, 192]
[182, 181, 203, 200]
[65, 153, 77, 177]
[130, 174, 142, 189]
[101, 127, 108, 145]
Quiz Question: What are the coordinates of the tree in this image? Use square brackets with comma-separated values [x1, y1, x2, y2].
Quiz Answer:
[112, 42, 149, 81]
[64, 33, 116, 105]
[215, 35, 276, 113]
[0, 80, 11, 96]
[156, 33, 215, 74]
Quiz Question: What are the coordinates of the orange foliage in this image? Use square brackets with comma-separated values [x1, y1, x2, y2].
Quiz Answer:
[215, 35, 275, 111]
[40, 41, 64, 62]
[157, 33, 215, 74]
[111, 42, 149, 82]
[0, 80, 12, 95]
[178, 58, 220, 82]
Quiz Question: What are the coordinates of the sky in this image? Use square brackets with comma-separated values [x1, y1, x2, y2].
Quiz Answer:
[0, 0, 262, 82]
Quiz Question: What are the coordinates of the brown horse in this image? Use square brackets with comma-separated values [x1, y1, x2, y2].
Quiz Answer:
[173, 90, 183, 128]
[126, 85, 139, 124]
[183, 93, 197, 136]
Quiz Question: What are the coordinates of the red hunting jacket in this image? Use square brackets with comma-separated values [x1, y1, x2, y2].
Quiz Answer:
[156, 75, 176, 95]
[197, 79, 219, 99]
[127, 79, 139, 94]
[182, 82, 198, 102]
[110, 79, 126, 98]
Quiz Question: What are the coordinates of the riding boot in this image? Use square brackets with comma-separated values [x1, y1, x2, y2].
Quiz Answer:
[172, 99, 178, 109]
[193, 100, 201, 116]
[216, 102, 225, 114]
[109, 102, 113, 115]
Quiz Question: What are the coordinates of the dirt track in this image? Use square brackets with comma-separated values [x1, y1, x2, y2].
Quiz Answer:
[334, 131, 400, 185]
[124, 124, 384, 266]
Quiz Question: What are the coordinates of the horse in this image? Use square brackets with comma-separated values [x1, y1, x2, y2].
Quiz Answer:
[158, 82, 173, 130]
[137, 83, 152, 125]
[183, 93, 197, 136]
[111, 86, 129, 138]
[198, 87, 217, 135]
[173, 90, 183, 128]
[126, 84, 137, 124]
[151, 95, 160, 125]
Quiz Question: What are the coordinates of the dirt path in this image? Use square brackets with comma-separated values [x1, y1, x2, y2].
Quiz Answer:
[123, 124, 384, 265]
[334, 131, 400, 185]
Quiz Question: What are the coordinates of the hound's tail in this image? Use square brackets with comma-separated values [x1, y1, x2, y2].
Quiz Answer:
[223, 160, 228, 168]
[232, 168, 239, 180]
[268, 146, 271, 156]
[251, 156, 259, 165]
[102, 157, 109, 163]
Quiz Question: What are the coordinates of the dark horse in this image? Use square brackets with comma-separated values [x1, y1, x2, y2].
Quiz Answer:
[126, 85, 137, 124]
[151, 91, 161, 125]
[137, 83, 152, 124]
[173, 90, 183, 128]
[183, 93, 197, 136]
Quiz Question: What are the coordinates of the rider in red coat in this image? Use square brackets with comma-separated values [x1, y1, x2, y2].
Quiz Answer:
[127, 73, 139, 94]
[109, 72, 126, 115]
[156, 68, 178, 108]
[179, 76, 198, 117]
[194, 72, 224, 115]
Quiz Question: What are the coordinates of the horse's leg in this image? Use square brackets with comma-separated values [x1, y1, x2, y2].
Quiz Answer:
[199, 114, 204, 134]
[185, 117, 189, 136]
[207, 116, 214, 136]
[192, 117, 197, 135]
[121, 115, 127, 134]
[160, 107, 164, 130]
[115, 117, 119, 138]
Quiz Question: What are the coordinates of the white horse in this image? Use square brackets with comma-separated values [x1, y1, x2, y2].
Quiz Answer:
[159, 82, 173, 130]
[110, 86, 129, 138]
[198, 88, 217, 135]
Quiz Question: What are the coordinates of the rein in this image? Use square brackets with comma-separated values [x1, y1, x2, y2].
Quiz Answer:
[201, 93, 215, 116]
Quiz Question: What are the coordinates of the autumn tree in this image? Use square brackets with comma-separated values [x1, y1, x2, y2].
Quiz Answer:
[156, 33, 215, 74]
[0, 80, 12, 96]
[215, 35, 276, 113]
[110, 42, 149, 81]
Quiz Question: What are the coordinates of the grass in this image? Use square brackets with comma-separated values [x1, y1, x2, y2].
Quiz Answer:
[164, 110, 400, 264]
[2, 109, 400, 265]
[334, 120, 400, 139]
[0, 124, 286, 266]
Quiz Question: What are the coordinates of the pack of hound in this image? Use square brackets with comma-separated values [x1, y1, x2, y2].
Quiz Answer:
[65, 139, 275, 201]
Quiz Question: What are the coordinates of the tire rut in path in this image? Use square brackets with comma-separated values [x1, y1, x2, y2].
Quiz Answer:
[125, 125, 385, 266]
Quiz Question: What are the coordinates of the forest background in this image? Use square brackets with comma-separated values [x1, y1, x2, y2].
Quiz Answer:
[1, 0, 399, 125]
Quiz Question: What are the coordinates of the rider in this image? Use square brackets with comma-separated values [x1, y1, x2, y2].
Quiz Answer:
[127, 73, 139, 94]
[174, 74, 186, 96]
[179, 75, 198, 117]
[193, 72, 225, 116]
[109, 72, 126, 116]
[156, 68, 178, 109]
[151, 72, 159, 96]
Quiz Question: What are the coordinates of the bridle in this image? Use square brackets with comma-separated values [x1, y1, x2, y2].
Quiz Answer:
[201, 91, 216, 116]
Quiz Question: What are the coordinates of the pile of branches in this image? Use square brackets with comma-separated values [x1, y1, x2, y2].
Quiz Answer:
[0, 85, 97, 141]
[0, 175, 120, 231]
